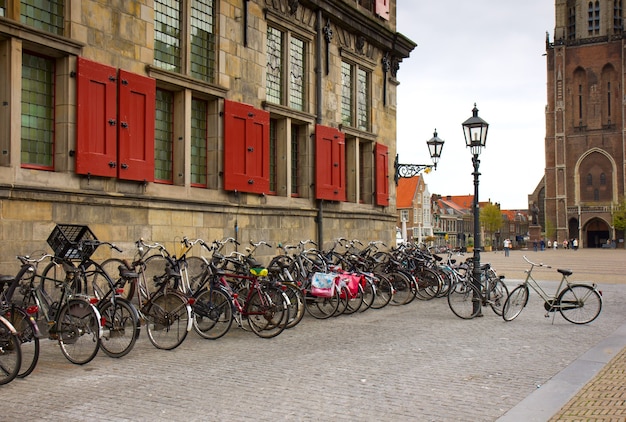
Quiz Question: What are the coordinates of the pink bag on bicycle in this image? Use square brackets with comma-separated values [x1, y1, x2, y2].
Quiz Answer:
[310, 272, 336, 297]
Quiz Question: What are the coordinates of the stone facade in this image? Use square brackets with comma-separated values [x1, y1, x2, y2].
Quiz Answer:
[0, 0, 416, 271]
[543, 0, 625, 248]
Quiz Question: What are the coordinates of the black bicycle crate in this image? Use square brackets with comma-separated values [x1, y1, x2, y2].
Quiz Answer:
[47, 224, 98, 260]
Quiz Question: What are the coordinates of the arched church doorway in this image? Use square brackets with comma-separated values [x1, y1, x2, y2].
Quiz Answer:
[584, 218, 610, 248]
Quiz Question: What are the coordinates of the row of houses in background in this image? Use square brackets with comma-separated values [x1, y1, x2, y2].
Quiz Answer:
[396, 175, 530, 250]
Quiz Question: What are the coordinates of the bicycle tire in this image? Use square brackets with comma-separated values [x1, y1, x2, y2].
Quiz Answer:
[39, 260, 67, 306]
[502, 285, 529, 322]
[304, 289, 340, 319]
[558, 284, 602, 324]
[370, 274, 393, 309]
[145, 291, 191, 350]
[343, 283, 364, 315]
[192, 287, 233, 339]
[488, 278, 509, 316]
[414, 268, 442, 300]
[447, 280, 481, 319]
[5, 305, 39, 378]
[98, 298, 139, 358]
[143, 255, 170, 296]
[57, 298, 102, 365]
[100, 258, 136, 301]
[388, 271, 412, 306]
[246, 287, 288, 338]
[282, 282, 305, 329]
[359, 277, 375, 312]
[0, 316, 21, 385]
[334, 285, 350, 316]
[185, 256, 207, 293]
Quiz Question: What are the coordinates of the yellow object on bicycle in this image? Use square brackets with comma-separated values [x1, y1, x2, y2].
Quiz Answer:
[250, 267, 268, 277]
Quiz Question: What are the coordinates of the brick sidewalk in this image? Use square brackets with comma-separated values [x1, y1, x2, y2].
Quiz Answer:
[549, 346, 626, 421]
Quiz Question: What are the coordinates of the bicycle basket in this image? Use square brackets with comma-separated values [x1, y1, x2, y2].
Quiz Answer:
[47, 224, 98, 260]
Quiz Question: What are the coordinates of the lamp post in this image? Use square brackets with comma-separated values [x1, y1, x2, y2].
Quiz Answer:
[462, 104, 489, 315]
[394, 130, 444, 185]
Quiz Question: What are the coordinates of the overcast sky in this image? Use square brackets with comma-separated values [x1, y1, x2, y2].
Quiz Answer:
[395, 0, 554, 210]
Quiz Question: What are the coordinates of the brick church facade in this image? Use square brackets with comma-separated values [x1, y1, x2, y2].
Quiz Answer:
[543, 0, 625, 248]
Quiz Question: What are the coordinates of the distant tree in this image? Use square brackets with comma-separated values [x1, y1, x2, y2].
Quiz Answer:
[614, 198, 626, 232]
[480, 203, 503, 247]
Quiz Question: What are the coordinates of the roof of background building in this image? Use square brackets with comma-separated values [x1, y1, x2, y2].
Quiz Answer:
[396, 176, 420, 208]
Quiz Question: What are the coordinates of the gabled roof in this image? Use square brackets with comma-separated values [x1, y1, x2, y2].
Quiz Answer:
[396, 176, 420, 208]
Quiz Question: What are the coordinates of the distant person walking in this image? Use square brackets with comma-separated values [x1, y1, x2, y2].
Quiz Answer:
[553, 240, 557, 250]
[503, 238, 511, 257]
[573, 238, 578, 250]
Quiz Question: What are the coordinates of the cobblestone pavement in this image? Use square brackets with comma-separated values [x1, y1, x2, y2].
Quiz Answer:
[2, 249, 625, 421]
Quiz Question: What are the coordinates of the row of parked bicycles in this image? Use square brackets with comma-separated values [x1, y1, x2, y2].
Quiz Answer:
[0, 224, 603, 385]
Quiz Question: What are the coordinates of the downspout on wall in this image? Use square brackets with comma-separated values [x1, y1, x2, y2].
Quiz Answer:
[315, 9, 324, 247]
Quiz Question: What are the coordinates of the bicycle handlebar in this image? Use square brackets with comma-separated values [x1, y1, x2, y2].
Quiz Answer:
[82, 239, 123, 253]
[523, 255, 552, 269]
[16, 253, 54, 265]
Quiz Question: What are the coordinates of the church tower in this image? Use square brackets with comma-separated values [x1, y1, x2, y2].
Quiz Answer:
[544, 0, 625, 247]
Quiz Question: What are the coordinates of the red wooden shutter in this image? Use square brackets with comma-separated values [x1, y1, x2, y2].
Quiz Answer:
[315, 124, 346, 201]
[76, 57, 118, 177]
[375, 0, 390, 20]
[223, 100, 270, 193]
[375, 143, 389, 206]
[117, 70, 156, 182]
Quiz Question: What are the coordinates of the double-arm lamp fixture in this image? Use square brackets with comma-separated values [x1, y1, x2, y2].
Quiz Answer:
[394, 130, 445, 185]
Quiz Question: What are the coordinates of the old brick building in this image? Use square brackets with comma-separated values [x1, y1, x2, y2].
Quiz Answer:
[0, 0, 415, 269]
[544, 0, 625, 248]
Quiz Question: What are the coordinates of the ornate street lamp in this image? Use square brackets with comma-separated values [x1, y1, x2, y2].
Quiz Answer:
[394, 130, 444, 185]
[462, 104, 489, 316]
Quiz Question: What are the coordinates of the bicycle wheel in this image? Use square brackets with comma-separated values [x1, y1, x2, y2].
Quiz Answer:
[414, 268, 442, 300]
[282, 282, 305, 329]
[39, 260, 67, 306]
[344, 283, 364, 315]
[57, 298, 102, 365]
[370, 274, 393, 309]
[388, 271, 412, 306]
[145, 291, 190, 350]
[502, 285, 529, 322]
[558, 284, 602, 324]
[143, 255, 169, 296]
[359, 277, 375, 312]
[304, 289, 339, 319]
[447, 280, 481, 319]
[185, 256, 207, 293]
[5, 306, 39, 378]
[334, 285, 350, 316]
[488, 278, 509, 316]
[98, 299, 139, 358]
[0, 316, 21, 385]
[246, 287, 288, 338]
[100, 258, 136, 301]
[192, 288, 233, 340]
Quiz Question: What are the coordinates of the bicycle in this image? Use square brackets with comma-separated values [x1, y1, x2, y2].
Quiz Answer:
[502, 255, 603, 324]
[0, 254, 42, 378]
[447, 255, 508, 319]
[190, 239, 290, 339]
[38, 239, 140, 359]
[19, 253, 103, 365]
[0, 313, 21, 385]
[107, 239, 194, 350]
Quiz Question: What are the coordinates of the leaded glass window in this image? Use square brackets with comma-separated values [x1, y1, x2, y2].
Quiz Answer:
[155, 89, 174, 182]
[266, 27, 283, 105]
[291, 124, 299, 195]
[191, 98, 208, 186]
[357, 68, 369, 131]
[341, 61, 353, 126]
[154, 0, 182, 72]
[190, 0, 216, 82]
[289, 37, 305, 111]
[21, 53, 54, 169]
[20, 0, 64, 35]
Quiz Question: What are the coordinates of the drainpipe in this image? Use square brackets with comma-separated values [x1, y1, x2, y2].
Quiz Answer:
[315, 9, 324, 247]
